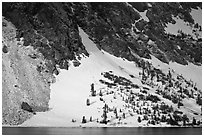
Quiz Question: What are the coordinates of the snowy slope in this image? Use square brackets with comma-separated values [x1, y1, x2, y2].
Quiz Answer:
[149, 55, 202, 90]
[21, 28, 142, 127]
[21, 27, 202, 127]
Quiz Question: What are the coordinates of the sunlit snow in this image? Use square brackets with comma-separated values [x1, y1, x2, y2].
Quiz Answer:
[190, 7, 202, 26]
[149, 55, 202, 90]
[165, 8, 202, 39]
[139, 10, 149, 22]
[126, 2, 149, 22]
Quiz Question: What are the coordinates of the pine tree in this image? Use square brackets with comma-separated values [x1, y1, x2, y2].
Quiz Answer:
[192, 117, 197, 125]
[90, 116, 92, 122]
[102, 109, 108, 124]
[168, 70, 172, 79]
[161, 115, 166, 122]
[100, 97, 103, 101]
[169, 105, 174, 112]
[119, 109, 122, 113]
[197, 120, 201, 126]
[114, 108, 118, 118]
[182, 114, 188, 126]
[82, 116, 87, 123]
[72, 119, 76, 123]
[123, 113, 126, 119]
[143, 115, 148, 120]
[86, 98, 90, 106]
[99, 90, 103, 96]
[91, 83, 96, 96]
[104, 104, 108, 112]
[91, 83, 94, 91]
[138, 116, 142, 123]
[177, 98, 180, 109]
[196, 94, 202, 105]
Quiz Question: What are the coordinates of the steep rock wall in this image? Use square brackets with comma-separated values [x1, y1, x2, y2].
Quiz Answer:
[2, 18, 54, 125]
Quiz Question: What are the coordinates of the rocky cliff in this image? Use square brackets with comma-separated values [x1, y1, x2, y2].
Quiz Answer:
[2, 17, 55, 125]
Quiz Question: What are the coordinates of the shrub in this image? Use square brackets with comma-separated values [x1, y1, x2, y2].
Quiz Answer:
[172, 96, 179, 104]
[2, 45, 8, 53]
[143, 115, 149, 120]
[163, 93, 172, 100]
[167, 116, 178, 125]
[138, 94, 145, 100]
[161, 115, 167, 122]
[141, 90, 147, 94]
[146, 94, 160, 103]
[178, 102, 184, 108]
[173, 113, 182, 122]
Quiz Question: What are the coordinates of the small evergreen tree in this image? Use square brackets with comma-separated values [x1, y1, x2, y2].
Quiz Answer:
[182, 114, 188, 126]
[72, 119, 76, 123]
[161, 115, 166, 122]
[90, 83, 96, 96]
[99, 90, 103, 96]
[120, 109, 122, 113]
[91, 83, 94, 91]
[196, 94, 202, 105]
[123, 113, 126, 119]
[168, 115, 178, 125]
[138, 116, 142, 123]
[192, 117, 197, 125]
[86, 98, 90, 106]
[82, 116, 87, 123]
[104, 104, 108, 112]
[114, 108, 118, 118]
[168, 70, 172, 79]
[91, 90, 96, 96]
[100, 97, 103, 101]
[197, 120, 201, 126]
[169, 105, 174, 112]
[90, 116, 92, 122]
[101, 109, 108, 124]
[143, 115, 148, 120]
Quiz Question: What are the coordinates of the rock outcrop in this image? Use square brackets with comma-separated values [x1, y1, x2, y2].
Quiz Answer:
[2, 18, 54, 125]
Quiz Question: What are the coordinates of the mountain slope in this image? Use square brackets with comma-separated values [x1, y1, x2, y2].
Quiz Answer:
[2, 2, 202, 126]
[21, 27, 201, 127]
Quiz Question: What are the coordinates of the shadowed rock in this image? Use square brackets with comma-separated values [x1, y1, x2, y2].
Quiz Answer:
[21, 102, 36, 115]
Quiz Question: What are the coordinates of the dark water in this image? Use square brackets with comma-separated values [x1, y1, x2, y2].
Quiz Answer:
[2, 127, 202, 135]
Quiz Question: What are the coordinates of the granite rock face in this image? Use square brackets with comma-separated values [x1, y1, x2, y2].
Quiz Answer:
[2, 18, 55, 125]
[2, 2, 202, 125]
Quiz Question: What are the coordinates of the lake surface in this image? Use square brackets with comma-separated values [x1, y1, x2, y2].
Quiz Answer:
[2, 127, 202, 135]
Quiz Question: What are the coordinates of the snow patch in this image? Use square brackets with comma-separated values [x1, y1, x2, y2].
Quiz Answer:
[190, 7, 202, 26]
[165, 15, 201, 39]
[126, 2, 149, 22]
[139, 10, 149, 22]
